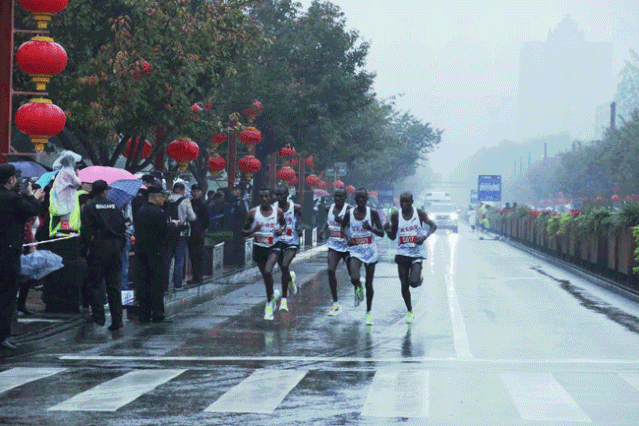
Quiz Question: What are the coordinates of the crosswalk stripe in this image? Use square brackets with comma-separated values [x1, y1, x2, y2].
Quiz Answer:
[619, 373, 639, 393]
[499, 372, 591, 422]
[0, 367, 67, 394]
[361, 370, 430, 418]
[47, 369, 186, 412]
[204, 369, 308, 414]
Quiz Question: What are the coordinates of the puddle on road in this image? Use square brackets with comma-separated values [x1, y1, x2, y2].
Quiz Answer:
[531, 266, 639, 335]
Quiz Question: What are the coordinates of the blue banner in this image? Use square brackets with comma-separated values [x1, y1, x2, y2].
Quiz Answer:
[478, 175, 501, 202]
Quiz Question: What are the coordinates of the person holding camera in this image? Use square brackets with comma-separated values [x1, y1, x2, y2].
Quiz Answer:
[0, 164, 42, 350]
[164, 182, 196, 291]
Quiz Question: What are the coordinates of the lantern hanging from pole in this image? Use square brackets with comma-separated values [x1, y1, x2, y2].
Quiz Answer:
[346, 185, 356, 195]
[334, 180, 345, 189]
[208, 154, 226, 174]
[278, 146, 296, 157]
[123, 137, 152, 159]
[18, 0, 69, 30]
[305, 174, 320, 188]
[288, 158, 299, 167]
[237, 155, 261, 180]
[305, 156, 315, 168]
[167, 138, 200, 172]
[288, 175, 298, 187]
[318, 180, 326, 189]
[239, 127, 262, 153]
[15, 98, 66, 151]
[611, 194, 621, 202]
[210, 133, 227, 151]
[16, 36, 67, 91]
[277, 166, 296, 183]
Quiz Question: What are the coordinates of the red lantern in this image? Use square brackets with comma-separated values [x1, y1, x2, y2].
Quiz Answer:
[334, 180, 345, 189]
[123, 137, 152, 159]
[18, 0, 69, 29]
[318, 180, 326, 189]
[252, 99, 263, 112]
[208, 154, 226, 174]
[237, 155, 261, 180]
[306, 156, 315, 168]
[210, 133, 227, 149]
[289, 158, 299, 167]
[239, 127, 262, 152]
[305, 174, 320, 187]
[15, 98, 66, 151]
[16, 36, 67, 91]
[611, 194, 621, 201]
[288, 175, 298, 187]
[277, 166, 296, 182]
[346, 185, 356, 194]
[279, 146, 296, 157]
[595, 196, 605, 202]
[167, 138, 200, 171]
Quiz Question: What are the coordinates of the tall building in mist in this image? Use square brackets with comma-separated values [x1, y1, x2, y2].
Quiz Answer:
[517, 16, 613, 141]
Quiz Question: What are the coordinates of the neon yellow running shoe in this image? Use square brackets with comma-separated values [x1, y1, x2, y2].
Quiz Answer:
[288, 271, 298, 295]
[327, 302, 342, 316]
[279, 298, 288, 312]
[406, 311, 414, 324]
[264, 302, 274, 321]
[366, 312, 374, 326]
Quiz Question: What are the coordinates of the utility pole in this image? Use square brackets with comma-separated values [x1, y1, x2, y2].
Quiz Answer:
[0, 0, 14, 164]
[610, 101, 616, 130]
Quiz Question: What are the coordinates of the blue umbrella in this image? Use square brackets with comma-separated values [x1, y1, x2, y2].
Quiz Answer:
[107, 179, 144, 208]
[10, 161, 48, 178]
[35, 170, 58, 188]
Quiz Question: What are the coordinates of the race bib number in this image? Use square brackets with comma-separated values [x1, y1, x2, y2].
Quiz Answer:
[284, 229, 292, 236]
[399, 235, 417, 244]
[353, 236, 372, 245]
[329, 230, 345, 238]
[254, 235, 273, 245]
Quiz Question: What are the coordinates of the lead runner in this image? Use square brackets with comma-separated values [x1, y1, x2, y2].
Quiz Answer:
[340, 188, 385, 325]
[384, 191, 437, 323]
[319, 187, 351, 316]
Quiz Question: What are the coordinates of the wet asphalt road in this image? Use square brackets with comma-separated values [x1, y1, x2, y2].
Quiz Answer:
[1, 223, 639, 425]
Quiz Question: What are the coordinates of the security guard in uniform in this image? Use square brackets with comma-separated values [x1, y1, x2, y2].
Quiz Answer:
[80, 180, 126, 331]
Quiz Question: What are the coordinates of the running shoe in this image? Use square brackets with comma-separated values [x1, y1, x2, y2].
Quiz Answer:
[354, 281, 364, 307]
[327, 302, 342, 316]
[406, 311, 414, 324]
[366, 312, 374, 326]
[288, 271, 298, 295]
[264, 302, 274, 321]
[279, 298, 289, 312]
[272, 289, 281, 303]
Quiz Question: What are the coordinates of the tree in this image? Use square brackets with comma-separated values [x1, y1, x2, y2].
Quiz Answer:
[614, 49, 639, 120]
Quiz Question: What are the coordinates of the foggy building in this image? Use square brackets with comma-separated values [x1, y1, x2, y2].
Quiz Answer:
[517, 16, 613, 141]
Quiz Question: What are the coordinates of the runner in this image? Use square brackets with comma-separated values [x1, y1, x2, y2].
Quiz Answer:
[243, 187, 287, 321]
[340, 188, 385, 325]
[272, 185, 303, 312]
[384, 192, 437, 323]
[319, 187, 351, 316]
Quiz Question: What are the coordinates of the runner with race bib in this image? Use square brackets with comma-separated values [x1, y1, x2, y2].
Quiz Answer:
[384, 191, 437, 323]
[243, 187, 287, 321]
[319, 187, 351, 316]
[340, 188, 385, 325]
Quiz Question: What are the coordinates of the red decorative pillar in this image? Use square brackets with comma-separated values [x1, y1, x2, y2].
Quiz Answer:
[0, 0, 15, 164]
[227, 129, 237, 188]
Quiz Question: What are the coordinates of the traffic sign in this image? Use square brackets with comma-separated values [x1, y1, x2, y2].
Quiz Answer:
[478, 175, 501, 202]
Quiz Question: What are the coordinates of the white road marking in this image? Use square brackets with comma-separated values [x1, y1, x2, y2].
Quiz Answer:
[48, 369, 186, 412]
[204, 369, 307, 414]
[499, 372, 591, 422]
[17, 318, 65, 323]
[619, 373, 639, 393]
[446, 234, 474, 360]
[0, 367, 67, 394]
[361, 370, 430, 418]
[58, 354, 639, 366]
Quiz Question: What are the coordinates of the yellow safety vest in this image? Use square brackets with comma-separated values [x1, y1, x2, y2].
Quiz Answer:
[49, 190, 85, 237]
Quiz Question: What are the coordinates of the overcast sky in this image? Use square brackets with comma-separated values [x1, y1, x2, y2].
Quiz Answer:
[298, 0, 639, 178]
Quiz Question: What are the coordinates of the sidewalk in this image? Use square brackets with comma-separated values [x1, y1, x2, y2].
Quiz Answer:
[9, 244, 328, 347]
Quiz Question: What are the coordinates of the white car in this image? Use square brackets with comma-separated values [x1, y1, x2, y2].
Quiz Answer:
[427, 203, 459, 233]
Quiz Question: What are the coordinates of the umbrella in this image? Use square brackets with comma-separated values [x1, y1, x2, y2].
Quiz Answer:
[35, 170, 58, 188]
[314, 189, 330, 197]
[78, 166, 136, 184]
[10, 161, 48, 178]
[107, 179, 144, 208]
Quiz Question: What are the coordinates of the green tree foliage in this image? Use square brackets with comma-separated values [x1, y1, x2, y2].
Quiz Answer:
[614, 49, 639, 120]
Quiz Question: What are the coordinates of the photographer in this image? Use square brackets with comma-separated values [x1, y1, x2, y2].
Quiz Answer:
[0, 164, 42, 350]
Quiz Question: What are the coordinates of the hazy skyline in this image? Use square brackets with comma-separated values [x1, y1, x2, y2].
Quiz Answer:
[298, 0, 639, 178]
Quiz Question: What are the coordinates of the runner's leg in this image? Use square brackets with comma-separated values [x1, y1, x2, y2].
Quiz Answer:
[364, 262, 376, 312]
[279, 249, 296, 299]
[398, 262, 412, 312]
[327, 249, 342, 302]
[348, 256, 362, 288]
[408, 262, 423, 288]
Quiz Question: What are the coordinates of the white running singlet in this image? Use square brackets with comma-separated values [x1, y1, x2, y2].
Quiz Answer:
[347, 207, 378, 264]
[396, 206, 426, 258]
[252, 206, 278, 248]
[326, 203, 348, 252]
[273, 202, 299, 246]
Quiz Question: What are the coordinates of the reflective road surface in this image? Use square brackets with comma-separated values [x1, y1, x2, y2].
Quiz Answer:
[1, 223, 639, 425]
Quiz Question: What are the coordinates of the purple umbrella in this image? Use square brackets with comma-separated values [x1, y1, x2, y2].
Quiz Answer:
[106, 179, 143, 208]
[10, 161, 48, 178]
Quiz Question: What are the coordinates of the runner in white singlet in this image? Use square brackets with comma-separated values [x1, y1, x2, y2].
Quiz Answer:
[243, 187, 287, 321]
[271, 185, 303, 312]
[340, 188, 385, 325]
[318, 188, 351, 316]
[384, 192, 437, 323]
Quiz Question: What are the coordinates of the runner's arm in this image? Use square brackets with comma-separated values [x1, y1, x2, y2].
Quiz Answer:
[384, 211, 399, 240]
[242, 209, 257, 237]
[369, 210, 386, 238]
[274, 208, 287, 236]
[416, 209, 437, 244]
[340, 212, 354, 245]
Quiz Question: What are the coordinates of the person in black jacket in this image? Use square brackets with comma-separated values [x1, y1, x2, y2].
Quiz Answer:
[80, 180, 127, 331]
[135, 184, 177, 323]
[187, 184, 209, 285]
[0, 164, 41, 350]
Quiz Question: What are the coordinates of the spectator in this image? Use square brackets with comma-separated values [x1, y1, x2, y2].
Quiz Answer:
[208, 192, 225, 232]
[165, 182, 196, 290]
[187, 184, 209, 285]
[0, 165, 42, 350]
